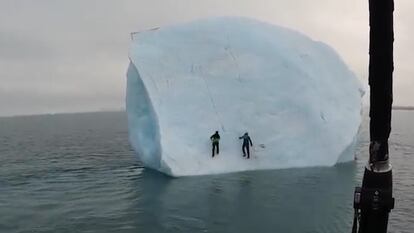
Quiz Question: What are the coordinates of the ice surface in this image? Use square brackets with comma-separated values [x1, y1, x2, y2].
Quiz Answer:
[126, 17, 363, 176]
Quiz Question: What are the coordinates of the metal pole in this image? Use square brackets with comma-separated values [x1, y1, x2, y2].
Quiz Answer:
[353, 0, 395, 232]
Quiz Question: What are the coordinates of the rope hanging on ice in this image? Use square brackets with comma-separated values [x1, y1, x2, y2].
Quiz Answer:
[198, 66, 226, 132]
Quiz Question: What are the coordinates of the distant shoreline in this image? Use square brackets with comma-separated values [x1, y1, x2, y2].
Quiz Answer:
[1, 106, 413, 118]
[392, 106, 414, 111]
[0, 110, 125, 119]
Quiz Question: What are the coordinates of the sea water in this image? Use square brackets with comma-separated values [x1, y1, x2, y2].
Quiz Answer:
[0, 111, 412, 233]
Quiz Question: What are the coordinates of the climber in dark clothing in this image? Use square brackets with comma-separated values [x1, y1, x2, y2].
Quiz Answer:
[210, 131, 220, 157]
[239, 132, 253, 159]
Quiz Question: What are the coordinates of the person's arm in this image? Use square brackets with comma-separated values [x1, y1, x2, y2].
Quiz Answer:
[249, 137, 253, 146]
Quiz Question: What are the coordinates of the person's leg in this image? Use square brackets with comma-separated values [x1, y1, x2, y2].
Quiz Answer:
[242, 145, 246, 157]
[246, 146, 250, 159]
[217, 143, 219, 154]
[212, 144, 215, 157]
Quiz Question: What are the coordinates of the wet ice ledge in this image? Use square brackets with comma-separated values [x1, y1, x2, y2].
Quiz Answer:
[126, 17, 363, 176]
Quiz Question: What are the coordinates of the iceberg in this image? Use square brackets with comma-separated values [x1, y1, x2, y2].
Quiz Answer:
[126, 17, 363, 176]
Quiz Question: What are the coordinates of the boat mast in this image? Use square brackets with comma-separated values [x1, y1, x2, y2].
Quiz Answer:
[352, 0, 395, 232]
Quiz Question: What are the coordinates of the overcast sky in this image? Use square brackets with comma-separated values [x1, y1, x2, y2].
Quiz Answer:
[0, 0, 412, 116]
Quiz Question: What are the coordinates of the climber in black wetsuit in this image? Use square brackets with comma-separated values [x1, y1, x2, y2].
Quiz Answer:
[210, 131, 220, 157]
[239, 132, 253, 159]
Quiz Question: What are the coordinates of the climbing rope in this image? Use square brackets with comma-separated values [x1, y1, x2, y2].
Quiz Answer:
[198, 65, 226, 132]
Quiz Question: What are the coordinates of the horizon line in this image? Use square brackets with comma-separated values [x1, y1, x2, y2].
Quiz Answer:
[1, 105, 413, 119]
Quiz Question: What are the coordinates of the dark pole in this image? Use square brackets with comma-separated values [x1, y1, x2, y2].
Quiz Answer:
[353, 0, 395, 232]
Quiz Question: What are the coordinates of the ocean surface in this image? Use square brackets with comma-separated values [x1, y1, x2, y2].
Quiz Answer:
[0, 110, 412, 233]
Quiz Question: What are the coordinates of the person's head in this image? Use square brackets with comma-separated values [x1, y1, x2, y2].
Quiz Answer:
[245, 132, 248, 136]
[215, 131, 219, 134]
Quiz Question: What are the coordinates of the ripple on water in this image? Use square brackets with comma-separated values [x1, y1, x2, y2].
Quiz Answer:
[0, 111, 413, 233]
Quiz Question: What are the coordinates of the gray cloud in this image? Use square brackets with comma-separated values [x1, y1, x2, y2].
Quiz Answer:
[0, 0, 412, 116]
